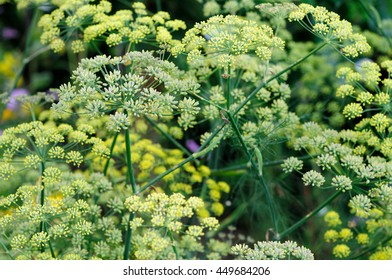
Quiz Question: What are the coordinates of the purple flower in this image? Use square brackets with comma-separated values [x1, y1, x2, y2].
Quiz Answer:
[0, 130, 3, 136]
[186, 139, 200, 153]
[47, 90, 59, 102]
[2, 27, 19, 39]
[7, 88, 29, 111]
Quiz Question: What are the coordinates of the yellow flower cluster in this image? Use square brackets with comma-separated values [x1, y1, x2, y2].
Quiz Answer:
[124, 192, 219, 259]
[94, 119, 230, 216]
[232, 240, 314, 260]
[323, 205, 392, 259]
[288, 4, 370, 58]
[181, 15, 285, 72]
[369, 247, 392, 260]
[335, 60, 392, 162]
[206, 179, 230, 216]
[332, 244, 350, 258]
[324, 211, 342, 227]
[0, 121, 109, 181]
[37, 1, 187, 53]
[0, 52, 23, 97]
[0, 52, 21, 80]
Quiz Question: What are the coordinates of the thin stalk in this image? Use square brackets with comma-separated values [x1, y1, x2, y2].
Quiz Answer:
[0, 237, 14, 259]
[226, 65, 231, 109]
[211, 163, 249, 173]
[123, 127, 137, 260]
[66, 44, 78, 73]
[263, 154, 319, 167]
[168, 230, 179, 260]
[192, 91, 226, 112]
[126, 42, 135, 53]
[91, 41, 103, 55]
[43, 222, 55, 258]
[103, 132, 119, 176]
[227, 112, 278, 232]
[211, 154, 318, 175]
[137, 125, 226, 194]
[211, 168, 248, 177]
[10, 8, 42, 94]
[124, 129, 137, 193]
[144, 116, 193, 159]
[358, 0, 392, 49]
[276, 190, 341, 240]
[233, 42, 328, 117]
[39, 161, 46, 233]
[123, 213, 134, 260]
[39, 161, 54, 258]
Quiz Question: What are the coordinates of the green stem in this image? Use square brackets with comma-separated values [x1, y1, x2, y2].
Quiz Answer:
[226, 112, 278, 232]
[10, 8, 42, 93]
[358, 0, 392, 49]
[211, 154, 318, 175]
[211, 163, 250, 175]
[123, 128, 137, 260]
[48, 240, 55, 258]
[233, 42, 328, 117]
[191, 91, 226, 112]
[137, 125, 225, 194]
[67, 44, 78, 73]
[124, 129, 137, 193]
[211, 168, 248, 177]
[138, 153, 195, 194]
[103, 132, 119, 176]
[42, 222, 55, 258]
[168, 230, 179, 260]
[263, 154, 318, 167]
[144, 116, 193, 159]
[39, 161, 55, 258]
[123, 213, 134, 260]
[0, 237, 14, 259]
[226, 65, 231, 109]
[40, 161, 45, 233]
[276, 190, 341, 240]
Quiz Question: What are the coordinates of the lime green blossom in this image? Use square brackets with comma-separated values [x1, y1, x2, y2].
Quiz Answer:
[370, 113, 390, 133]
[302, 170, 325, 187]
[336, 84, 355, 98]
[369, 247, 392, 260]
[343, 103, 363, 120]
[52, 51, 200, 131]
[37, 1, 186, 53]
[281, 157, 303, 173]
[331, 175, 352, 192]
[324, 229, 339, 242]
[232, 241, 314, 260]
[324, 211, 342, 227]
[183, 15, 284, 71]
[356, 233, 369, 245]
[203, 1, 220, 17]
[349, 194, 372, 218]
[339, 228, 353, 242]
[332, 244, 350, 258]
[288, 4, 370, 58]
[316, 153, 337, 170]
